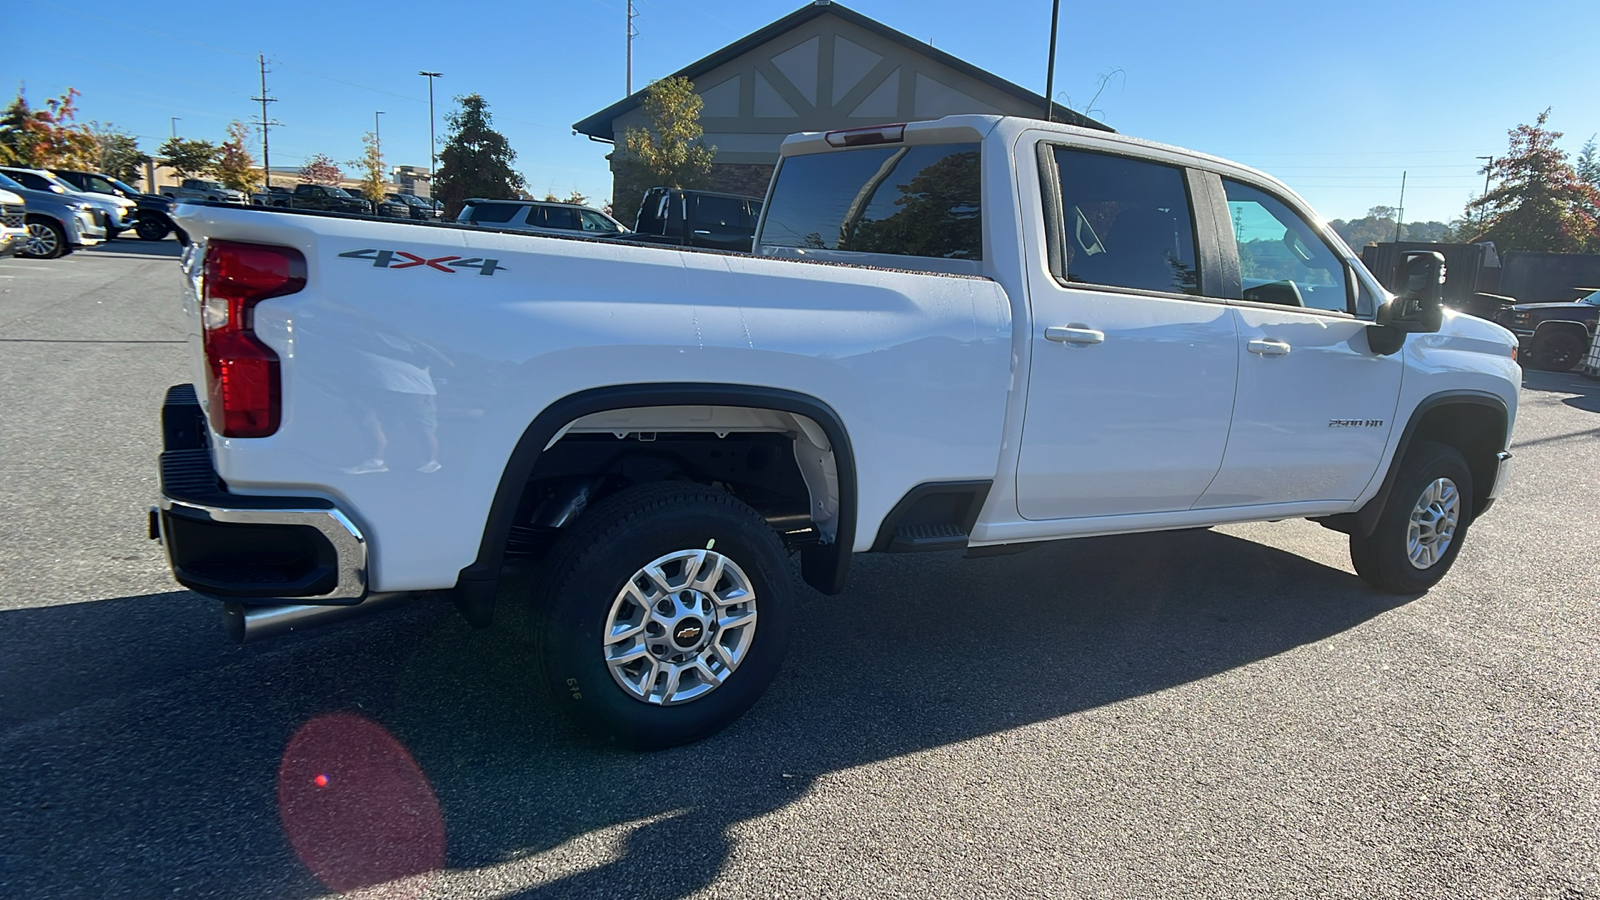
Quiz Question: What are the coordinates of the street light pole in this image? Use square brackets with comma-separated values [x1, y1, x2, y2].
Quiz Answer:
[170, 117, 180, 140]
[419, 71, 442, 188]
[375, 111, 385, 158]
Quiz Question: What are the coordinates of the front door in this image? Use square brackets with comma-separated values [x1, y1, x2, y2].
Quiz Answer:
[1194, 178, 1403, 508]
[1017, 145, 1238, 520]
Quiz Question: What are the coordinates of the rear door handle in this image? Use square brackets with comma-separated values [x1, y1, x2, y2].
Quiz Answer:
[1247, 339, 1291, 356]
[1045, 325, 1105, 345]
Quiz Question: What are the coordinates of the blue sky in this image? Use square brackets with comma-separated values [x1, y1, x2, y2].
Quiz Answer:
[9, 0, 1598, 223]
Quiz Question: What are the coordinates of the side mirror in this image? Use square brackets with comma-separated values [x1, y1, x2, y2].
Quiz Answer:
[1368, 251, 1445, 355]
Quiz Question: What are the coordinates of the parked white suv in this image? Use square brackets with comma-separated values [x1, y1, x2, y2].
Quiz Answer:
[155, 115, 1519, 748]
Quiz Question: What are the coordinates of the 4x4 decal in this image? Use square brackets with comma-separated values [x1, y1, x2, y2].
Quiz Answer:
[339, 248, 505, 276]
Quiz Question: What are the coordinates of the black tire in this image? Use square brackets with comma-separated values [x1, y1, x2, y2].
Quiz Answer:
[20, 216, 67, 259]
[534, 481, 794, 749]
[1530, 329, 1586, 371]
[134, 215, 171, 241]
[104, 227, 122, 241]
[1350, 441, 1474, 594]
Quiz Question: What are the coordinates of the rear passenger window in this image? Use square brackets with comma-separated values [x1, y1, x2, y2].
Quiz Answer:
[467, 202, 521, 224]
[543, 207, 580, 230]
[1052, 148, 1200, 295]
[1222, 180, 1351, 313]
[760, 142, 982, 260]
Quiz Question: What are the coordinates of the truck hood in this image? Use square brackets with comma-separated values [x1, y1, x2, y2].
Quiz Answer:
[1511, 302, 1594, 312]
[1438, 308, 1518, 354]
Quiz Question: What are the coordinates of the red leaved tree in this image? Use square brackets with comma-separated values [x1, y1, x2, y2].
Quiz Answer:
[0, 86, 98, 168]
[1467, 110, 1600, 253]
[298, 153, 343, 185]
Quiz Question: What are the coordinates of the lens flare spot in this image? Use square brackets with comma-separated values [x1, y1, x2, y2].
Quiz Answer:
[314, 773, 329, 788]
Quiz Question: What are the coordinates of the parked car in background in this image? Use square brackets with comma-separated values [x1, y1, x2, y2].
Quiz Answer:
[0, 166, 137, 238]
[0, 185, 26, 258]
[456, 198, 628, 237]
[1495, 287, 1600, 371]
[162, 179, 247, 204]
[384, 193, 435, 220]
[288, 183, 371, 214]
[0, 170, 105, 258]
[370, 194, 411, 218]
[49, 169, 181, 242]
[252, 186, 293, 207]
[630, 187, 763, 252]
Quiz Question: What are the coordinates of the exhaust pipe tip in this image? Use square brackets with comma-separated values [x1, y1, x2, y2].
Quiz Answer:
[224, 592, 416, 644]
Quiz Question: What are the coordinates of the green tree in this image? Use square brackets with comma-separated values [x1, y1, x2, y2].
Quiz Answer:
[1329, 207, 1454, 248]
[87, 123, 149, 183]
[610, 76, 716, 222]
[1466, 110, 1600, 253]
[544, 190, 588, 206]
[0, 87, 98, 168]
[349, 131, 386, 201]
[159, 137, 218, 181]
[213, 121, 260, 193]
[433, 93, 525, 218]
[298, 153, 343, 185]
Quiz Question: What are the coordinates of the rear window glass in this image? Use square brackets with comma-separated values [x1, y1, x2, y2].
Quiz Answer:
[760, 142, 982, 261]
[467, 202, 523, 224]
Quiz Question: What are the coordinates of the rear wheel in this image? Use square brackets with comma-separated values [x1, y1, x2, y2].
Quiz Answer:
[534, 481, 794, 749]
[1531, 329, 1586, 371]
[21, 217, 66, 259]
[1350, 441, 1473, 594]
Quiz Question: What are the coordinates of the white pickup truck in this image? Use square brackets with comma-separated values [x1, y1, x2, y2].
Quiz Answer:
[155, 115, 1519, 748]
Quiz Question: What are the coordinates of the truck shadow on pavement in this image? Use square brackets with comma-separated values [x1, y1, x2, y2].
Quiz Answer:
[0, 528, 1413, 899]
[1521, 369, 1600, 413]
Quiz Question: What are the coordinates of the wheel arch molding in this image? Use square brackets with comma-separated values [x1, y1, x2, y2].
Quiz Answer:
[453, 383, 859, 626]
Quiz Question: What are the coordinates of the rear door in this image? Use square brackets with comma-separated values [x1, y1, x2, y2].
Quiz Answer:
[1016, 143, 1238, 520]
[1192, 176, 1403, 508]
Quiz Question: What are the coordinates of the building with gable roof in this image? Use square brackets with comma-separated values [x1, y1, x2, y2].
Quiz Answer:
[574, 0, 1109, 215]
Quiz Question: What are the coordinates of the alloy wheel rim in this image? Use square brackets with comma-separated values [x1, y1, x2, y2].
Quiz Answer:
[602, 548, 758, 706]
[25, 223, 57, 256]
[1406, 477, 1460, 569]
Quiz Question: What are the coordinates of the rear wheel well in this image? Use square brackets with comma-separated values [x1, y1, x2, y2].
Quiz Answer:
[1409, 401, 1505, 519]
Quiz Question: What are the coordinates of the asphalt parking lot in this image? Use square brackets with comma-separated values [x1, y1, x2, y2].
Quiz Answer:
[2, 241, 1597, 899]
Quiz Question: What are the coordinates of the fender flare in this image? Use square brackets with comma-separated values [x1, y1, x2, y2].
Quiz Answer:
[453, 383, 858, 626]
[1318, 389, 1507, 538]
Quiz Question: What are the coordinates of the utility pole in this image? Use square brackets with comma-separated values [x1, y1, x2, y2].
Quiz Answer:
[1476, 155, 1494, 232]
[419, 72, 442, 187]
[1395, 170, 1407, 242]
[1044, 0, 1061, 122]
[251, 54, 280, 189]
[170, 117, 180, 140]
[626, 0, 638, 95]
[375, 111, 385, 158]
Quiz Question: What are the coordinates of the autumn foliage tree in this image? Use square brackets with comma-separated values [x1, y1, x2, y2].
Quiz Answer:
[1467, 110, 1600, 253]
[298, 153, 343, 185]
[433, 93, 525, 218]
[214, 121, 260, 193]
[349, 131, 386, 201]
[0, 87, 98, 169]
[610, 76, 716, 222]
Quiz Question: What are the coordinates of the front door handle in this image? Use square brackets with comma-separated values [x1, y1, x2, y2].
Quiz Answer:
[1247, 339, 1291, 356]
[1045, 325, 1105, 345]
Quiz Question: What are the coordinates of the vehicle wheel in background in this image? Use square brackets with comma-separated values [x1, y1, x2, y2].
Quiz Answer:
[21, 216, 67, 259]
[1350, 441, 1473, 594]
[1530, 329, 1585, 372]
[134, 216, 171, 241]
[533, 481, 794, 749]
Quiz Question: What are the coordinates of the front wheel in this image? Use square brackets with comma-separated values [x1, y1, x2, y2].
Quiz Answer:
[1350, 441, 1474, 594]
[21, 217, 67, 259]
[1531, 329, 1586, 372]
[134, 215, 171, 241]
[534, 482, 794, 749]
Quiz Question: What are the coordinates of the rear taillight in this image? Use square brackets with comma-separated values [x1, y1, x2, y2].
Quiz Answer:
[201, 240, 305, 437]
